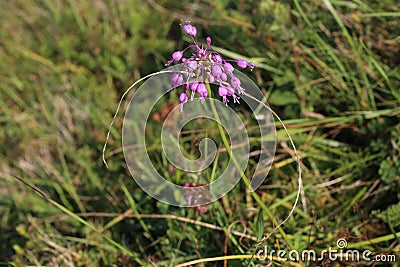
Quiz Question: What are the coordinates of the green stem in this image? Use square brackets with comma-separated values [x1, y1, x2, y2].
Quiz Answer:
[205, 82, 295, 249]
[346, 232, 400, 249]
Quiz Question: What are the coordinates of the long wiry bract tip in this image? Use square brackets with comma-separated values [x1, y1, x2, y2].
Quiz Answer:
[102, 70, 176, 169]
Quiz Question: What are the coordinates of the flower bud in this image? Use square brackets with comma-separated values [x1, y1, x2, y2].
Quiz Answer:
[237, 59, 247, 68]
[208, 74, 215, 83]
[218, 86, 228, 97]
[211, 64, 222, 77]
[179, 92, 189, 112]
[183, 22, 197, 37]
[231, 77, 240, 88]
[171, 73, 183, 86]
[197, 83, 208, 99]
[213, 54, 222, 63]
[179, 92, 188, 103]
[237, 59, 254, 69]
[224, 62, 234, 74]
[187, 61, 197, 71]
[206, 37, 211, 47]
[190, 81, 199, 92]
[220, 72, 227, 81]
[172, 51, 183, 61]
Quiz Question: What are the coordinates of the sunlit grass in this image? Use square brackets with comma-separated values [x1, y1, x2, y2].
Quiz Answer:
[0, 0, 399, 266]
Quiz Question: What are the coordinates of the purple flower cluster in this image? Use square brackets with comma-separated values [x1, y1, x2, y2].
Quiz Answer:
[166, 21, 254, 112]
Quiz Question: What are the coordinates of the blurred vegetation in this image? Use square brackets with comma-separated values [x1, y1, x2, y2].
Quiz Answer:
[0, 0, 399, 266]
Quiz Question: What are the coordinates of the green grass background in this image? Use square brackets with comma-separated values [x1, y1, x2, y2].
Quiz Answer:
[0, 0, 399, 266]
